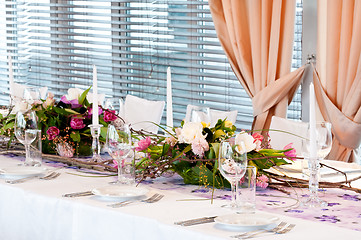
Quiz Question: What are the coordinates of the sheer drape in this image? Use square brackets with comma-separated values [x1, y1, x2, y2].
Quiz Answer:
[314, 0, 361, 163]
[209, 0, 305, 134]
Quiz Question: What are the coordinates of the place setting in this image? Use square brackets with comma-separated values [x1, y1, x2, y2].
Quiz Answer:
[174, 137, 295, 239]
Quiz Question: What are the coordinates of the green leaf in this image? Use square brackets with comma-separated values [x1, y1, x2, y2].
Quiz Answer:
[70, 131, 81, 142]
[64, 109, 80, 115]
[79, 86, 91, 105]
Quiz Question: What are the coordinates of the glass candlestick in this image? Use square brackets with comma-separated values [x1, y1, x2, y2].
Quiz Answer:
[89, 124, 103, 162]
[302, 157, 327, 208]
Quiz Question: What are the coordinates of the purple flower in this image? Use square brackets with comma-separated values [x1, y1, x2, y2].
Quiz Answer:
[103, 110, 117, 122]
[135, 137, 151, 151]
[315, 215, 340, 223]
[70, 118, 86, 129]
[286, 209, 304, 213]
[340, 194, 360, 201]
[60, 96, 82, 109]
[327, 202, 340, 207]
[191, 188, 209, 193]
[46, 126, 60, 140]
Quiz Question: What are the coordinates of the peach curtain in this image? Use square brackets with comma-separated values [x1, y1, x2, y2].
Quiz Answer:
[314, 0, 361, 162]
[209, 0, 305, 134]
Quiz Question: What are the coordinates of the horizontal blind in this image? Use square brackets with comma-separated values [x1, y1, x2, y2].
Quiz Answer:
[0, 0, 303, 131]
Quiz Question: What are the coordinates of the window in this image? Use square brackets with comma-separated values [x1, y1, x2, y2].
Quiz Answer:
[0, 0, 303, 130]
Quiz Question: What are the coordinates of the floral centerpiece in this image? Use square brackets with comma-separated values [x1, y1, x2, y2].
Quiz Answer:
[0, 87, 119, 157]
[135, 119, 296, 189]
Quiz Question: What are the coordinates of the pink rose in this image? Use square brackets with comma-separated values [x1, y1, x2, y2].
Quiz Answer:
[70, 118, 85, 129]
[88, 106, 103, 118]
[135, 137, 151, 151]
[47, 126, 60, 140]
[256, 174, 269, 188]
[252, 132, 263, 150]
[284, 143, 297, 161]
[103, 110, 117, 122]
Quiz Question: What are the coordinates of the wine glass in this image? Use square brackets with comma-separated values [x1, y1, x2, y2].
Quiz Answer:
[14, 110, 38, 166]
[218, 138, 248, 209]
[106, 124, 133, 185]
[302, 121, 332, 208]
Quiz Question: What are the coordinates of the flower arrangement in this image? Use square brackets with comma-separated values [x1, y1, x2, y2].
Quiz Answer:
[135, 119, 296, 189]
[0, 87, 119, 157]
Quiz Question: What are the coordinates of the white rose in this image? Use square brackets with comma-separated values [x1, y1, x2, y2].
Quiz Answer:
[178, 122, 205, 144]
[234, 131, 256, 154]
[66, 88, 83, 101]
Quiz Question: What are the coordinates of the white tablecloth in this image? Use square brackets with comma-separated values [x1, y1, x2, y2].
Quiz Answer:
[0, 155, 360, 240]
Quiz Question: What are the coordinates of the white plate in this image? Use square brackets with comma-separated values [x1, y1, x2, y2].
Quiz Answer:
[215, 213, 279, 230]
[0, 166, 47, 179]
[91, 185, 149, 200]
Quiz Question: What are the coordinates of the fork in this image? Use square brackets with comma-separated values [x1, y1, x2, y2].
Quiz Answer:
[6, 171, 61, 184]
[238, 223, 295, 239]
[107, 193, 164, 208]
[231, 222, 287, 239]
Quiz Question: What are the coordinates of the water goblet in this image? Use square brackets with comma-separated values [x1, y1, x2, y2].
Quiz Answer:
[106, 124, 133, 185]
[14, 110, 38, 166]
[218, 138, 247, 210]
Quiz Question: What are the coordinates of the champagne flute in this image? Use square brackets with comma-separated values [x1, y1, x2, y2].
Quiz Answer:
[106, 124, 133, 185]
[14, 110, 38, 166]
[218, 138, 247, 209]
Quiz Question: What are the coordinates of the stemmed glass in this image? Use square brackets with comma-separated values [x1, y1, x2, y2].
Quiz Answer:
[106, 124, 133, 185]
[218, 138, 248, 209]
[302, 122, 332, 207]
[14, 110, 38, 166]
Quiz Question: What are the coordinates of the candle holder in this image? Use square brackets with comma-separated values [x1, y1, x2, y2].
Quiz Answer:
[302, 157, 327, 208]
[89, 124, 103, 162]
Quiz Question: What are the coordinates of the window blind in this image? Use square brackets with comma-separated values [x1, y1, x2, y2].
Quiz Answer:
[0, 0, 303, 130]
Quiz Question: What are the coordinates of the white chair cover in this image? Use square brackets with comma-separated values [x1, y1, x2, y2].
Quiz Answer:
[122, 95, 165, 134]
[210, 109, 238, 127]
[184, 105, 211, 123]
[11, 83, 48, 100]
[185, 104, 238, 127]
[269, 116, 308, 155]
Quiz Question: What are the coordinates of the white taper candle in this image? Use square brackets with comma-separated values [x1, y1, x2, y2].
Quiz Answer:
[8, 55, 14, 98]
[92, 65, 99, 126]
[309, 82, 317, 159]
[166, 66, 173, 131]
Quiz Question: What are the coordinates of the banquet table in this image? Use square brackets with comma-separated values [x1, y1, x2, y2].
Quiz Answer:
[1, 155, 361, 240]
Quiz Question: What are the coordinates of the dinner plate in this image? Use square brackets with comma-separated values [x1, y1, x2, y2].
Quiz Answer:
[0, 166, 47, 179]
[215, 213, 279, 230]
[91, 185, 149, 200]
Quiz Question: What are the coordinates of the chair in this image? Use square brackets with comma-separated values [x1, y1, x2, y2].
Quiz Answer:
[120, 95, 165, 134]
[184, 104, 238, 127]
[268, 116, 308, 154]
[210, 109, 238, 127]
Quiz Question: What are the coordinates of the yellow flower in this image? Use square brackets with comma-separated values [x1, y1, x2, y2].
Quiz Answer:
[201, 121, 210, 128]
[224, 120, 233, 128]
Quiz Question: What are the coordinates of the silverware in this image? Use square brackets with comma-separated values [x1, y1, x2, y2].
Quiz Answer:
[62, 190, 94, 198]
[235, 222, 295, 239]
[231, 222, 287, 239]
[174, 216, 217, 226]
[5, 171, 61, 184]
[107, 193, 164, 208]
